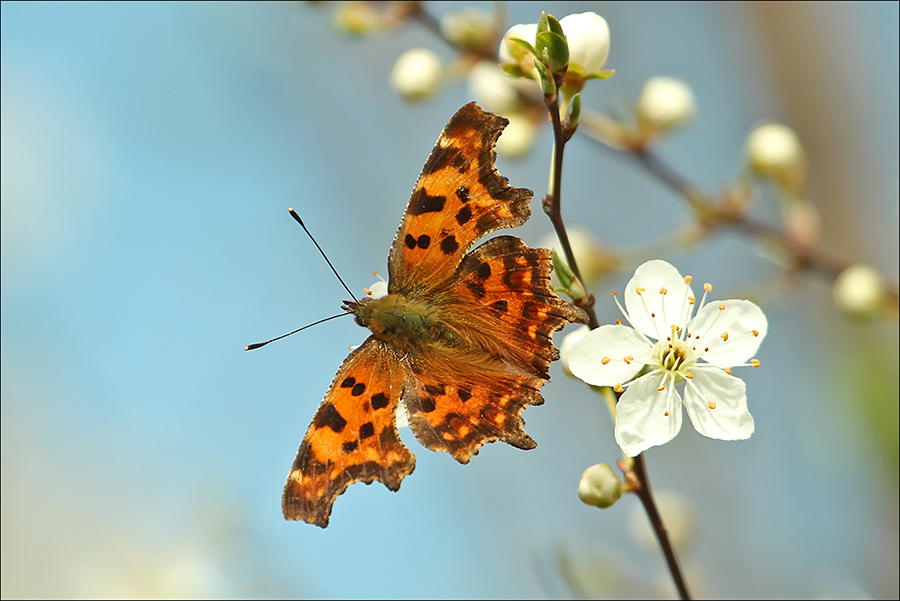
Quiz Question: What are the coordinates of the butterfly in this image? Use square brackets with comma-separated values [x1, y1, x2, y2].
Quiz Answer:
[282, 102, 589, 527]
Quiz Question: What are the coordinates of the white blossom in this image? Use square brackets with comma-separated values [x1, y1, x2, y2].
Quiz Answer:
[568, 260, 767, 457]
[559, 12, 610, 77]
[636, 76, 695, 130]
[390, 48, 443, 102]
[833, 263, 885, 316]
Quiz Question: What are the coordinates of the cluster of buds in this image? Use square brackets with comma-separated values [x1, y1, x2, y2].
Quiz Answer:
[499, 12, 612, 102]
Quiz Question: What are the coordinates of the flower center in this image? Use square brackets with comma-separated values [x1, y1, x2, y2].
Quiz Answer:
[653, 336, 694, 378]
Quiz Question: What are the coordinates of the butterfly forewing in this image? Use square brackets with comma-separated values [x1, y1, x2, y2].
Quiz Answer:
[387, 102, 533, 293]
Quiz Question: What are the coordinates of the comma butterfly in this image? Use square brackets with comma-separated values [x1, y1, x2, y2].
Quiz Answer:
[283, 102, 588, 527]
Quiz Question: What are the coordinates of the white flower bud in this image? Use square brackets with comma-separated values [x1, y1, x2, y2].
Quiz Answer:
[495, 113, 537, 158]
[746, 122, 805, 181]
[636, 76, 696, 130]
[559, 12, 610, 76]
[578, 463, 622, 508]
[560, 325, 591, 377]
[439, 8, 494, 53]
[833, 263, 885, 317]
[390, 48, 443, 102]
[499, 23, 539, 78]
[466, 60, 529, 115]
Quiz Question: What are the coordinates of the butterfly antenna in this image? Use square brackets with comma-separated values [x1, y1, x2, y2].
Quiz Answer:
[245, 313, 349, 351]
[288, 208, 359, 303]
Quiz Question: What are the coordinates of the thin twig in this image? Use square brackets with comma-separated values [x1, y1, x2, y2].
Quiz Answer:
[633, 454, 692, 600]
[544, 93, 690, 599]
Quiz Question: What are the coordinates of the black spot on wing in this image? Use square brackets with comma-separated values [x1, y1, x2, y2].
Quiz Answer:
[370, 392, 389, 410]
[315, 403, 347, 433]
[351, 383, 366, 396]
[359, 422, 375, 439]
[456, 186, 470, 202]
[342, 440, 359, 453]
[410, 189, 447, 215]
[440, 235, 459, 255]
[455, 205, 472, 225]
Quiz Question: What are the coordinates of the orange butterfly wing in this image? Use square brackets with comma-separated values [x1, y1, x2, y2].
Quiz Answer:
[282, 339, 413, 528]
[282, 102, 586, 527]
[387, 102, 532, 292]
[402, 236, 588, 463]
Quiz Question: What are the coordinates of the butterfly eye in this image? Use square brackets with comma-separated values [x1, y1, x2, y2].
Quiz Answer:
[355, 316, 366, 327]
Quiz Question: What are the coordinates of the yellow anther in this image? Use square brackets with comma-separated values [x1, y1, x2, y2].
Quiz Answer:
[724, 367, 732, 375]
[664, 410, 670, 416]
[751, 359, 761, 367]
[752, 329, 759, 337]
[651, 312, 656, 318]
[364, 287, 373, 295]
[707, 400, 716, 410]
[718, 304, 726, 311]
[601, 357, 611, 365]
[684, 275, 693, 284]
[688, 296, 696, 305]
[720, 332, 729, 341]
[684, 372, 693, 379]
[704, 283, 712, 292]
[615, 319, 622, 324]
[611, 290, 618, 296]
[614, 383, 624, 393]
[624, 355, 634, 364]
[660, 287, 668, 295]
[658, 385, 665, 392]
[635, 287, 645, 295]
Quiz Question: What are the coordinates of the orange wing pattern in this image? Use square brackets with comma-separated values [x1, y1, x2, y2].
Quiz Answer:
[387, 102, 532, 293]
[401, 236, 588, 463]
[282, 339, 414, 528]
[441, 235, 588, 378]
[402, 363, 543, 464]
[280, 102, 587, 527]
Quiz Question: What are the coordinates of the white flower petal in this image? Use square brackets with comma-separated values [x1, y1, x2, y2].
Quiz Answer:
[499, 23, 538, 68]
[559, 12, 610, 75]
[683, 367, 754, 440]
[624, 260, 694, 340]
[567, 324, 648, 386]
[615, 372, 683, 457]
[690, 299, 767, 367]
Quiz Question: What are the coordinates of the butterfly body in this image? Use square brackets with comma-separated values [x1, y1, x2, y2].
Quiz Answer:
[283, 103, 588, 527]
[347, 294, 449, 351]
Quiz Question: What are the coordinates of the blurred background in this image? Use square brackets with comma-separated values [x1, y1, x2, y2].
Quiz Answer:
[2, 1, 897, 598]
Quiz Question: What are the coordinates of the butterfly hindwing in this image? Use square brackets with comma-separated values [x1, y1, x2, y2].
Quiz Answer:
[282, 339, 414, 527]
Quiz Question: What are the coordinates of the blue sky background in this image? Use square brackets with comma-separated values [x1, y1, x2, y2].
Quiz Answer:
[2, 2, 898, 598]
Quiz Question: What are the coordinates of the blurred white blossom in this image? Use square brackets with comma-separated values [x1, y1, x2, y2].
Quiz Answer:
[636, 76, 695, 130]
[833, 263, 885, 317]
[390, 48, 443, 101]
